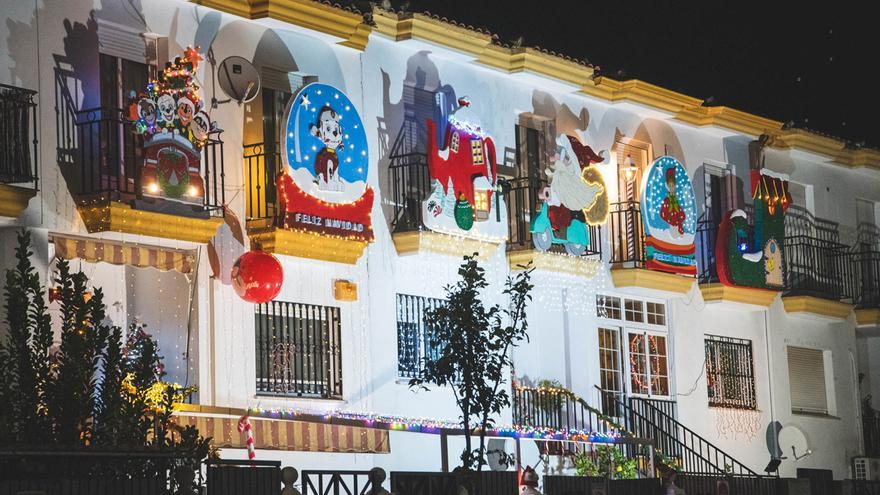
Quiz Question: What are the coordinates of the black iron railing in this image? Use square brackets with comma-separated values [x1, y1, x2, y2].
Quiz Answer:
[609, 201, 645, 267]
[396, 294, 446, 379]
[599, 387, 758, 477]
[705, 336, 758, 410]
[255, 301, 343, 399]
[0, 83, 38, 187]
[512, 386, 621, 433]
[207, 459, 281, 495]
[61, 106, 224, 213]
[389, 151, 431, 233]
[783, 235, 851, 301]
[696, 217, 720, 284]
[244, 141, 281, 223]
[848, 250, 880, 309]
[505, 176, 603, 258]
[301, 470, 381, 495]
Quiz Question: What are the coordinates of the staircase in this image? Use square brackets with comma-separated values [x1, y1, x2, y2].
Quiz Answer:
[602, 389, 759, 476]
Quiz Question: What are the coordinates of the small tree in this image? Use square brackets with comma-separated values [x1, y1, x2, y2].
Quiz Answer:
[410, 255, 533, 471]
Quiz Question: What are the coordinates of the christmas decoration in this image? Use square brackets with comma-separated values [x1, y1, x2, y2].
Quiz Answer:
[716, 170, 789, 289]
[640, 156, 697, 276]
[131, 46, 216, 202]
[424, 99, 507, 239]
[519, 465, 542, 495]
[279, 82, 374, 254]
[231, 251, 283, 303]
[238, 415, 256, 460]
[248, 406, 622, 443]
[531, 134, 607, 256]
[454, 193, 475, 230]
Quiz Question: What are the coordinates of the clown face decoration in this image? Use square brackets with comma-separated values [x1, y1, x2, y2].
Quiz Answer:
[192, 110, 211, 142]
[138, 98, 157, 126]
[157, 94, 176, 125]
[177, 96, 195, 127]
[308, 106, 344, 190]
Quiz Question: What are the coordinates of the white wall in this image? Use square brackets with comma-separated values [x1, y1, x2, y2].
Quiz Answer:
[1, 0, 876, 479]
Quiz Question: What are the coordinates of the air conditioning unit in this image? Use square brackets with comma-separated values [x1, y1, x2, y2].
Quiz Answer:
[854, 457, 880, 480]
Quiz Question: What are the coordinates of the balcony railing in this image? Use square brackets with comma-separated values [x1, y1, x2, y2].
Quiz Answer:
[244, 141, 281, 224]
[61, 106, 224, 213]
[512, 386, 618, 433]
[0, 83, 38, 187]
[505, 177, 603, 258]
[608, 201, 645, 267]
[255, 301, 343, 399]
[696, 216, 720, 284]
[848, 250, 880, 309]
[783, 235, 852, 301]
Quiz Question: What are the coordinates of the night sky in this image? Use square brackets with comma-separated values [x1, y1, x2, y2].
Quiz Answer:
[350, 1, 876, 148]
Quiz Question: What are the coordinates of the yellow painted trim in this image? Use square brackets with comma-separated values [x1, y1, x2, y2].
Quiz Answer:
[507, 249, 600, 278]
[77, 201, 223, 243]
[0, 184, 36, 218]
[392, 230, 500, 259]
[249, 226, 368, 264]
[856, 308, 880, 326]
[782, 295, 853, 320]
[192, 0, 372, 50]
[192, 1, 880, 169]
[610, 268, 694, 294]
[700, 283, 778, 307]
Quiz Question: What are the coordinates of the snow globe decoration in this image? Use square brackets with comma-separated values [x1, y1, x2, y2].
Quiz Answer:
[275, 82, 374, 261]
[640, 156, 697, 276]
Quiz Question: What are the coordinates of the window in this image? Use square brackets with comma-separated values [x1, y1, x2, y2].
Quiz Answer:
[397, 294, 446, 379]
[450, 132, 460, 153]
[471, 138, 485, 165]
[254, 301, 342, 399]
[705, 336, 756, 409]
[628, 332, 669, 396]
[596, 295, 622, 320]
[99, 54, 149, 110]
[646, 302, 666, 326]
[624, 299, 644, 323]
[787, 346, 829, 415]
[598, 327, 623, 415]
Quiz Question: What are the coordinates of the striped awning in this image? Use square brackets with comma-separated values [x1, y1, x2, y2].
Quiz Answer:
[173, 415, 390, 454]
[52, 234, 195, 274]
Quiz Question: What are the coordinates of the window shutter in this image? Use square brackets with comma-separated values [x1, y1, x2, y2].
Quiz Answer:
[787, 347, 828, 414]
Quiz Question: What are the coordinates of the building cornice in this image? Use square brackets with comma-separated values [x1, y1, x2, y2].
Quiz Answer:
[782, 295, 853, 321]
[611, 268, 694, 294]
[191, 0, 879, 170]
[699, 283, 779, 308]
[249, 225, 369, 264]
[192, 0, 372, 50]
[392, 230, 500, 259]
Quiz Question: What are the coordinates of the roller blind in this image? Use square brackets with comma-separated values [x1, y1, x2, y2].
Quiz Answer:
[787, 346, 828, 414]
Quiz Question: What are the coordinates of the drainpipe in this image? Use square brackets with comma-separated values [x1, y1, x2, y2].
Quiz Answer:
[764, 309, 780, 468]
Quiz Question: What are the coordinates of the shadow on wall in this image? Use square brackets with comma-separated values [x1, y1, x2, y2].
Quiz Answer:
[378, 50, 459, 232]
[529, 90, 590, 139]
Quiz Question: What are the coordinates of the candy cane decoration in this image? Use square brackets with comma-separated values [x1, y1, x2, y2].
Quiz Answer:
[238, 415, 256, 460]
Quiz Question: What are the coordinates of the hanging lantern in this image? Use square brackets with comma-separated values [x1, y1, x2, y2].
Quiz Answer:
[231, 251, 283, 303]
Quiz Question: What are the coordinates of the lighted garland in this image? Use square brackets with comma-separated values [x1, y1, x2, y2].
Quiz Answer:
[247, 407, 623, 444]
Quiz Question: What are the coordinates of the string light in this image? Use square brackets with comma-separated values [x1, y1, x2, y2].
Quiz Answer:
[246, 406, 622, 443]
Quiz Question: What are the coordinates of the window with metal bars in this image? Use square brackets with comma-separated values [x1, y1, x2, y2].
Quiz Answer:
[255, 301, 342, 399]
[705, 335, 757, 409]
[396, 294, 446, 379]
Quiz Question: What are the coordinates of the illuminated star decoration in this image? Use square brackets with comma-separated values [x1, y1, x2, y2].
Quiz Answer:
[300, 93, 310, 110]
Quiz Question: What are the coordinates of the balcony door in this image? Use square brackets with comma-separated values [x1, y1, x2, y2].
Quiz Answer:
[611, 139, 652, 265]
[698, 164, 735, 282]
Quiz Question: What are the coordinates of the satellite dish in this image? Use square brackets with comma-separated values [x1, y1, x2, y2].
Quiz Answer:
[779, 425, 812, 460]
[216, 56, 260, 105]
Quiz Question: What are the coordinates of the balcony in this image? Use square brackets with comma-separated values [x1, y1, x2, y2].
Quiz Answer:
[607, 201, 695, 295]
[696, 208, 779, 308]
[59, 107, 224, 243]
[0, 83, 38, 218]
[505, 177, 603, 276]
[848, 249, 880, 327]
[243, 141, 370, 264]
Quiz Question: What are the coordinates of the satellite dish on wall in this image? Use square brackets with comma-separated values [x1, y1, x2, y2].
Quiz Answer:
[215, 56, 260, 106]
[486, 439, 508, 471]
[779, 425, 812, 460]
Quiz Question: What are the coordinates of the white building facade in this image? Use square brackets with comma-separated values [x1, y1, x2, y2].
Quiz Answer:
[2, 0, 880, 482]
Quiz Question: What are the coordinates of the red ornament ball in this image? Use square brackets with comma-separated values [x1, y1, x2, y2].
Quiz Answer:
[231, 250, 283, 303]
